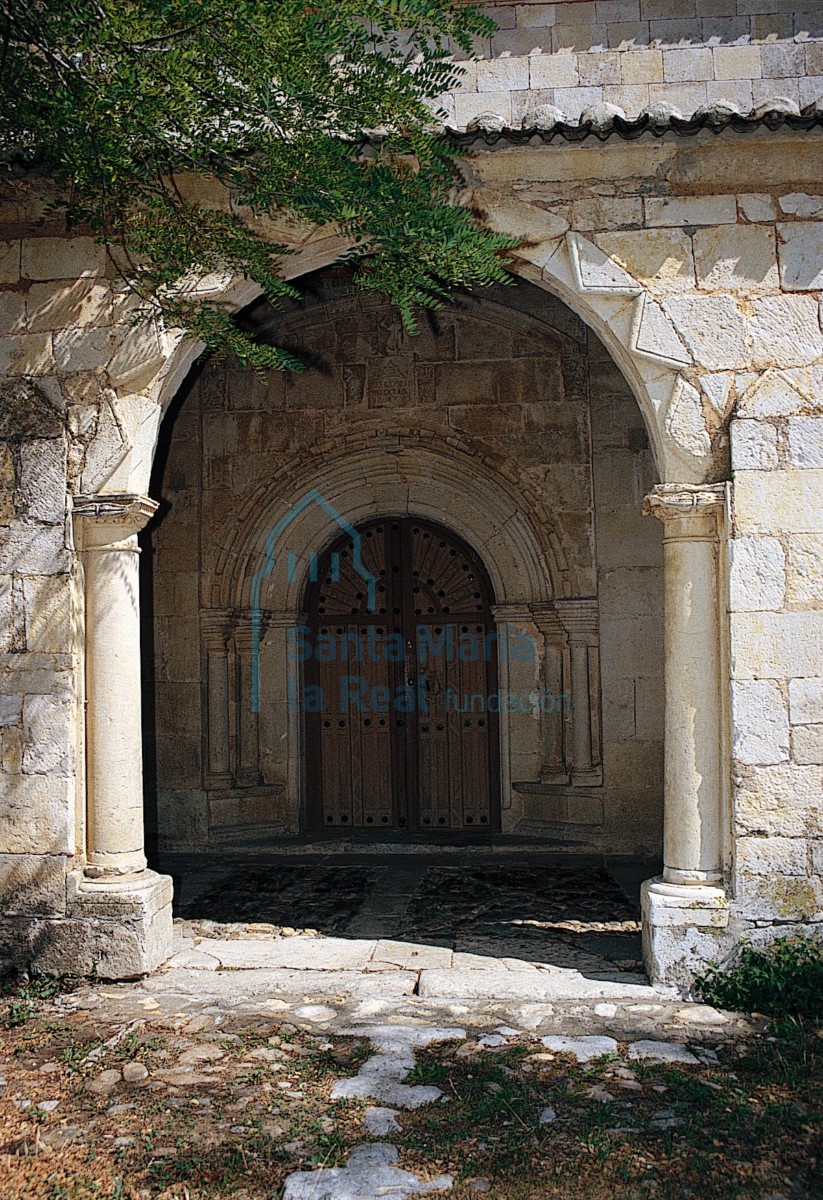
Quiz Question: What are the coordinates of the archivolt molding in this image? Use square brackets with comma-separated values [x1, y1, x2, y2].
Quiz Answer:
[512, 232, 720, 484]
[210, 431, 570, 612]
[88, 213, 733, 495]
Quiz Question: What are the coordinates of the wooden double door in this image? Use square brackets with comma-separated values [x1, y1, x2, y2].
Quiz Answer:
[305, 518, 500, 833]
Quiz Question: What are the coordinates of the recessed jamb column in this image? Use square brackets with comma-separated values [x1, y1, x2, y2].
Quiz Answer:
[643, 484, 725, 886]
[554, 599, 601, 787]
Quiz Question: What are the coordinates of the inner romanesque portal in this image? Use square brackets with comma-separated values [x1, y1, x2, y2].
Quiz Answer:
[304, 517, 500, 833]
[146, 273, 664, 856]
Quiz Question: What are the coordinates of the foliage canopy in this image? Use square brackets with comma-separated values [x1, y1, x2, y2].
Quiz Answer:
[1, 0, 513, 368]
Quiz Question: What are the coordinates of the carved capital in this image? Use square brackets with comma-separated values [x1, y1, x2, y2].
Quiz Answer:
[74, 493, 158, 548]
[530, 602, 566, 641]
[492, 604, 533, 625]
[200, 609, 235, 650]
[553, 598, 599, 642]
[642, 483, 726, 524]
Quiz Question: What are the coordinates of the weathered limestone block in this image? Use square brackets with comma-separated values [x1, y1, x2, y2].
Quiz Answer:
[22, 575, 75, 654]
[641, 880, 732, 991]
[789, 678, 823, 725]
[786, 418, 823, 469]
[730, 419, 778, 471]
[728, 536, 785, 612]
[21, 236, 106, 281]
[21, 695, 74, 777]
[736, 369, 810, 419]
[731, 680, 789, 767]
[792, 724, 823, 766]
[0, 292, 26, 335]
[0, 379, 63, 441]
[748, 295, 823, 369]
[735, 872, 823, 924]
[0, 524, 70, 576]
[786, 534, 823, 607]
[736, 836, 807, 878]
[734, 470, 823, 535]
[26, 279, 113, 333]
[17, 439, 67, 524]
[68, 871, 174, 979]
[730, 611, 823, 679]
[663, 295, 748, 371]
[0, 240, 21, 283]
[738, 194, 777, 223]
[734, 764, 822, 839]
[0, 575, 26, 653]
[694, 225, 779, 293]
[0, 774, 73, 855]
[0, 854, 66, 917]
[0, 333, 55, 376]
[53, 327, 116, 373]
[595, 229, 695, 293]
[645, 195, 737, 228]
[777, 222, 823, 292]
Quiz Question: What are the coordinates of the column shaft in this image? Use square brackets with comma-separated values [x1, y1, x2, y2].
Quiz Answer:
[77, 495, 157, 877]
[645, 484, 725, 885]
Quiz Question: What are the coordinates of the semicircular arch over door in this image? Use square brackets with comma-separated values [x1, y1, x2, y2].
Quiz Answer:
[304, 517, 500, 834]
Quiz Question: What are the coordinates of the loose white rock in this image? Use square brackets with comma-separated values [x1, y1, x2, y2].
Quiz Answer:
[627, 1040, 699, 1065]
[540, 1036, 618, 1062]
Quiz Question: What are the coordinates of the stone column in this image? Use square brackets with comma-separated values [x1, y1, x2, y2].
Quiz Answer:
[640, 483, 731, 989]
[201, 610, 234, 789]
[71, 493, 173, 977]
[554, 599, 602, 787]
[644, 484, 726, 886]
[531, 603, 569, 784]
[233, 615, 261, 786]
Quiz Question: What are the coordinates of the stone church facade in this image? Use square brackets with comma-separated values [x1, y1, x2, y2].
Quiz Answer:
[1, 0, 822, 991]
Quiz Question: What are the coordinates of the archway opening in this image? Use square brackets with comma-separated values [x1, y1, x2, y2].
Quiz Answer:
[142, 269, 662, 977]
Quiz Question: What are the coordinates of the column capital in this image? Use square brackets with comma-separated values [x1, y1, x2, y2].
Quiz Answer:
[200, 608, 235, 649]
[492, 603, 534, 624]
[643, 483, 726, 525]
[553, 597, 599, 641]
[74, 493, 158, 546]
[529, 602, 566, 639]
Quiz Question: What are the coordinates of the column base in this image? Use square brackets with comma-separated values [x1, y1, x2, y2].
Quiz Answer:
[641, 876, 732, 993]
[571, 767, 603, 787]
[67, 869, 174, 979]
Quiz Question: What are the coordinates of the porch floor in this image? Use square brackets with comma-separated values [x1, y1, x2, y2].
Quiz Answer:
[155, 850, 659, 981]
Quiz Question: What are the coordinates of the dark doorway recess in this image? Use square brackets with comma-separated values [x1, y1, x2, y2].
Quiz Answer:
[304, 517, 500, 833]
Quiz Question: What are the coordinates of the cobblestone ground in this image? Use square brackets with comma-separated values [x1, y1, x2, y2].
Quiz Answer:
[170, 853, 649, 977]
[8, 853, 817, 1199]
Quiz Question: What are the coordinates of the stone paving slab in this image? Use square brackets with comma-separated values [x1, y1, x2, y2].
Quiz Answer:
[145, 967, 419, 999]
[372, 939, 454, 970]
[168, 936, 380, 972]
[416, 967, 657, 1002]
